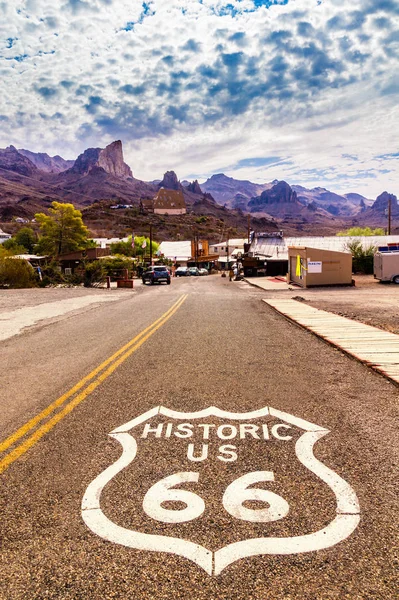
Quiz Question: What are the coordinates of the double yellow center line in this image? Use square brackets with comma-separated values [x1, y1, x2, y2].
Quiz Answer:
[0, 293, 188, 475]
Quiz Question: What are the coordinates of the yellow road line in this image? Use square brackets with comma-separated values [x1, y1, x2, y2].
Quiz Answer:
[0, 294, 186, 454]
[0, 294, 187, 474]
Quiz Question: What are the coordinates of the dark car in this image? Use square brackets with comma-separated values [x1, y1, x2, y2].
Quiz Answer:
[142, 266, 171, 285]
[175, 267, 189, 277]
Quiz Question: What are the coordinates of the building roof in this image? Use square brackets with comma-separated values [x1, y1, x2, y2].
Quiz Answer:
[153, 188, 186, 210]
[0, 228, 11, 239]
[58, 248, 110, 261]
[93, 237, 129, 247]
[12, 254, 47, 260]
[211, 238, 246, 248]
[249, 234, 399, 260]
[158, 240, 192, 261]
[140, 199, 154, 208]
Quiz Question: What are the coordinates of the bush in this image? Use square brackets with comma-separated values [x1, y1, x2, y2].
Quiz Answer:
[0, 258, 38, 288]
[36, 261, 83, 287]
[345, 240, 376, 274]
[38, 261, 67, 287]
[101, 256, 133, 280]
[83, 261, 105, 287]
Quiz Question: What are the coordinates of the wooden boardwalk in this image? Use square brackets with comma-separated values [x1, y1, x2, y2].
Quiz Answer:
[264, 299, 399, 385]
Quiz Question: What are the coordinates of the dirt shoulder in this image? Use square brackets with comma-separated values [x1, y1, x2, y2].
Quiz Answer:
[292, 275, 399, 335]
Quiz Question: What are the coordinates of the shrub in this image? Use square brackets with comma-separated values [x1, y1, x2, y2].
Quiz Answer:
[337, 226, 385, 237]
[0, 258, 37, 288]
[101, 256, 133, 280]
[345, 240, 376, 274]
[83, 261, 105, 287]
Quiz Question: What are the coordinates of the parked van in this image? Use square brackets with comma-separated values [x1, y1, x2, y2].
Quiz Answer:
[374, 251, 399, 283]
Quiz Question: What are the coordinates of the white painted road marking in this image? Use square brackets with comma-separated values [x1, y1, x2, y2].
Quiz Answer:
[82, 406, 360, 575]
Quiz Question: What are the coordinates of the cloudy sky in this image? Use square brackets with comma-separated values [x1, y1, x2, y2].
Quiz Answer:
[0, 0, 398, 197]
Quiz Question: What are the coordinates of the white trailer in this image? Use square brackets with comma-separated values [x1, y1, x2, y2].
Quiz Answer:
[374, 252, 399, 283]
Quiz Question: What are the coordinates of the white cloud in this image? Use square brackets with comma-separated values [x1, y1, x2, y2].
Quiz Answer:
[0, 0, 397, 197]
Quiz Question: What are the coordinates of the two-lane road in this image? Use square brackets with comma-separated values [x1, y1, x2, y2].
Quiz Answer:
[1, 276, 398, 599]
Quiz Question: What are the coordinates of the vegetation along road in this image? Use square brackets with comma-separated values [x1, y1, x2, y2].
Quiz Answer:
[0, 276, 398, 599]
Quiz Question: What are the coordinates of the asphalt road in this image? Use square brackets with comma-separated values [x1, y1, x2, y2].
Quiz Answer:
[1, 276, 398, 599]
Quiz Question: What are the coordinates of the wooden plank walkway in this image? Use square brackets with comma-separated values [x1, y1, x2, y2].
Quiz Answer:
[263, 299, 399, 385]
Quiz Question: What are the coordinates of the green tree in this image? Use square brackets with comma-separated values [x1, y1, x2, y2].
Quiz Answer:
[3, 227, 37, 254]
[337, 226, 385, 236]
[110, 236, 159, 258]
[2, 238, 27, 255]
[35, 202, 91, 256]
[110, 238, 134, 257]
[133, 236, 159, 258]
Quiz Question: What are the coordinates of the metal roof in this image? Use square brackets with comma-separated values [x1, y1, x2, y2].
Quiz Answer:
[211, 238, 246, 248]
[249, 235, 399, 260]
[159, 240, 192, 260]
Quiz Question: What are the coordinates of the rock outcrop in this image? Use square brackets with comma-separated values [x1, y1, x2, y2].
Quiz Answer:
[97, 141, 133, 178]
[68, 140, 133, 178]
[18, 149, 74, 173]
[249, 181, 298, 208]
[371, 191, 398, 213]
[158, 171, 182, 191]
[0, 145, 38, 177]
[185, 179, 202, 194]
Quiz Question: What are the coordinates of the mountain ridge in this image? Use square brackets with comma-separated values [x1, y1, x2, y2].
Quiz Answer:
[0, 141, 396, 236]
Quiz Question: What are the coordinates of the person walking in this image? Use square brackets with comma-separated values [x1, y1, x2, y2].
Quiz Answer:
[229, 267, 234, 281]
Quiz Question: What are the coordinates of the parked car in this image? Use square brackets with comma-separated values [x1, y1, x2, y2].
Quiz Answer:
[142, 266, 171, 285]
[175, 267, 189, 277]
[199, 268, 209, 276]
[188, 267, 200, 276]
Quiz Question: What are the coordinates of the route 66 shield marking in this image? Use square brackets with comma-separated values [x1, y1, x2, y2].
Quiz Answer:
[81, 406, 360, 575]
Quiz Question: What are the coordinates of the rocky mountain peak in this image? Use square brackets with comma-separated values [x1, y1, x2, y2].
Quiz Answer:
[69, 140, 133, 178]
[158, 170, 182, 191]
[18, 149, 74, 173]
[372, 191, 398, 212]
[258, 180, 298, 205]
[185, 179, 202, 194]
[0, 145, 38, 177]
[69, 147, 101, 175]
[97, 140, 133, 178]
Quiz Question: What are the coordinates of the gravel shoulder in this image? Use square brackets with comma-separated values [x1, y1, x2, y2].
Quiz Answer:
[0, 285, 140, 313]
[247, 274, 399, 335]
[296, 275, 399, 335]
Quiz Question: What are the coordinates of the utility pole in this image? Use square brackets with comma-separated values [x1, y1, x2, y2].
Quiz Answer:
[388, 196, 392, 235]
[193, 233, 197, 267]
[247, 214, 250, 243]
[226, 232, 229, 272]
[149, 224, 153, 265]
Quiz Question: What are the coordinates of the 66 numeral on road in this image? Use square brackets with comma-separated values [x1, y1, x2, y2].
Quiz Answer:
[142, 471, 289, 524]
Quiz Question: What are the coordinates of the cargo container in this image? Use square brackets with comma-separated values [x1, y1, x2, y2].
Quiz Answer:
[374, 251, 399, 283]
